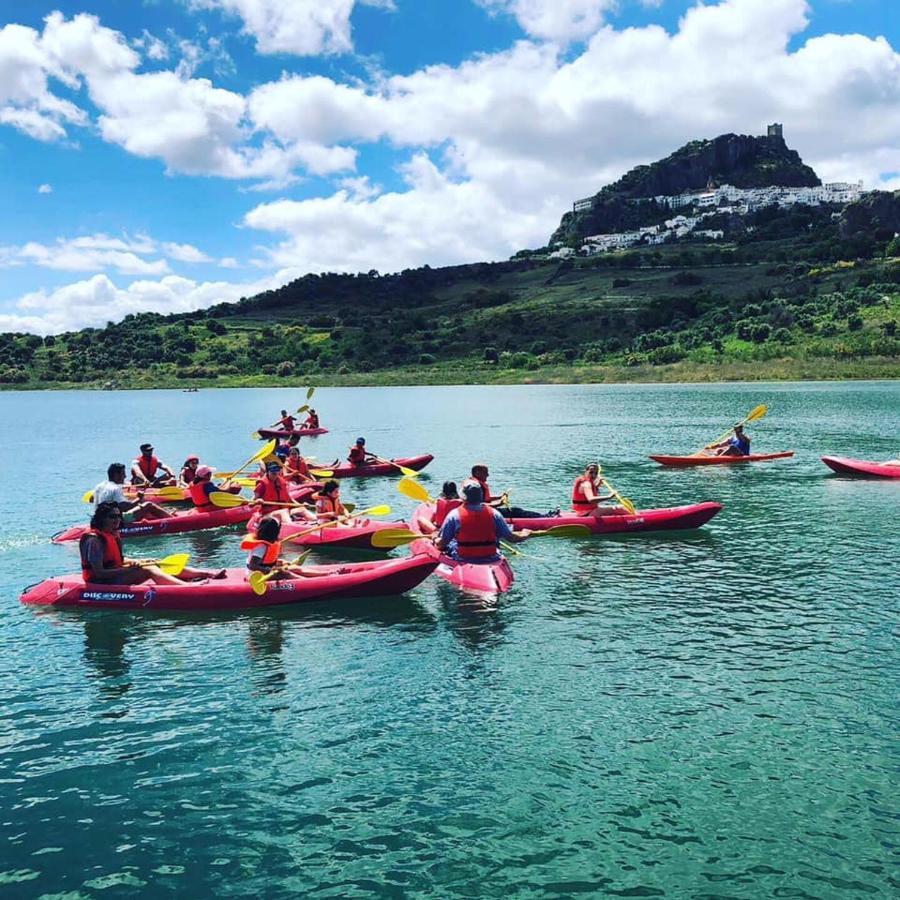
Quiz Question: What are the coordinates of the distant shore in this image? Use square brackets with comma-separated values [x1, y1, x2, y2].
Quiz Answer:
[3, 357, 898, 390]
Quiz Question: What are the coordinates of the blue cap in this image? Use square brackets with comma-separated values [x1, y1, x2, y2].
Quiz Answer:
[266, 462, 281, 472]
[356, 437, 365, 444]
[275, 446, 289, 457]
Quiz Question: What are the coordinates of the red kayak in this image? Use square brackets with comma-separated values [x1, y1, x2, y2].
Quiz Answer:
[249, 513, 410, 550]
[412, 539, 514, 594]
[821, 456, 900, 479]
[257, 427, 329, 438]
[649, 452, 794, 467]
[507, 501, 723, 533]
[20, 552, 438, 611]
[52, 504, 254, 543]
[326, 454, 433, 479]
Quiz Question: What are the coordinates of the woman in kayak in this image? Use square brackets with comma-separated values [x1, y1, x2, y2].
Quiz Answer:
[80, 502, 217, 585]
[284, 447, 314, 484]
[419, 482, 462, 533]
[714, 424, 751, 457]
[243, 516, 324, 581]
[571, 463, 618, 517]
[315, 480, 350, 523]
[179, 454, 201, 484]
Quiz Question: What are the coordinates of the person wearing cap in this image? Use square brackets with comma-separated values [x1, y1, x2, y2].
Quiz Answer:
[304, 408, 320, 429]
[188, 466, 222, 509]
[278, 409, 296, 432]
[180, 454, 201, 485]
[131, 444, 175, 487]
[571, 463, 617, 516]
[714, 423, 751, 457]
[91, 462, 172, 522]
[434, 483, 531, 562]
[347, 437, 376, 467]
[463, 463, 553, 519]
[253, 461, 310, 525]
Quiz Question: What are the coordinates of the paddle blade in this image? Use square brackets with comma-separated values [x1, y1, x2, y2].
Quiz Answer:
[361, 504, 392, 517]
[250, 431, 261, 440]
[82, 490, 94, 503]
[306, 386, 315, 400]
[153, 486, 187, 501]
[308, 469, 333, 478]
[398, 477, 431, 503]
[232, 478, 258, 488]
[249, 571, 268, 596]
[538, 524, 592, 538]
[296, 405, 309, 415]
[251, 440, 277, 463]
[620, 497, 637, 515]
[370, 529, 419, 548]
[157, 553, 190, 575]
[209, 491, 248, 509]
[746, 403, 768, 423]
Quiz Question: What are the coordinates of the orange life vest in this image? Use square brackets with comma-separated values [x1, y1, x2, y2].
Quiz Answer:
[79, 529, 124, 582]
[456, 505, 498, 559]
[189, 480, 212, 508]
[349, 445, 366, 464]
[256, 476, 289, 504]
[316, 494, 340, 517]
[240, 536, 281, 567]
[136, 454, 160, 479]
[572, 475, 599, 514]
[181, 466, 197, 484]
[285, 457, 309, 480]
[435, 497, 462, 527]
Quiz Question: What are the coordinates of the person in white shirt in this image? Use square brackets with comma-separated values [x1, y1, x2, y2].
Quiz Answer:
[92, 463, 171, 522]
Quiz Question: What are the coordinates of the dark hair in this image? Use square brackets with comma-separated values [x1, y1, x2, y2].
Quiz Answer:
[91, 501, 121, 530]
[107, 462, 125, 479]
[322, 479, 339, 495]
[288, 434, 301, 447]
[255, 515, 281, 543]
[441, 481, 459, 499]
[281, 409, 288, 415]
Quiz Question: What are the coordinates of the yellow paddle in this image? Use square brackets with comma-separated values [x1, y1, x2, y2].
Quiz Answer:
[370, 528, 422, 549]
[594, 466, 637, 515]
[398, 477, 433, 503]
[281, 504, 392, 545]
[371, 455, 419, 477]
[224, 440, 277, 481]
[248, 550, 312, 596]
[699, 404, 768, 453]
[129, 552, 190, 576]
[208, 491, 316, 511]
[82, 485, 185, 504]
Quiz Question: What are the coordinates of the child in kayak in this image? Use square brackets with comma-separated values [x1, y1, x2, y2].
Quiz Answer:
[284, 447, 314, 484]
[315, 480, 350, 523]
[346, 437, 376, 467]
[305, 408, 320, 429]
[419, 482, 462, 533]
[243, 516, 325, 580]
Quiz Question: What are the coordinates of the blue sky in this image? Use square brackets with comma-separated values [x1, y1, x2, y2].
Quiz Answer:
[1, 0, 898, 333]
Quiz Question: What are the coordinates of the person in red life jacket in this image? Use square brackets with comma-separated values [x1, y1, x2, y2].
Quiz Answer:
[346, 437, 376, 467]
[419, 482, 462, 533]
[91, 462, 171, 522]
[80, 502, 216, 585]
[188, 466, 223, 509]
[315, 480, 349, 522]
[253, 462, 295, 524]
[278, 409, 296, 433]
[463, 464, 554, 519]
[180, 454, 201, 485]
[304, 408, 320, 429]
[571, 463, 618, 517]
[242, 516, 324, 580]
[131, 443, 176, 487]
[284, 447, 313, 484]
[434, 483, 530, 562]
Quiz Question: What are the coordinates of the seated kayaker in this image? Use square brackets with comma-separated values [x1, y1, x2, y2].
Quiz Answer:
[242, 516, 323, 580]
[284, 447, 313, 484]
[180, 454, 201, 485]
[130, 443, 176, 487]
[347, 437, 375, 467]
[188, 466, 223, 508]
[714, 424, 751, 457]
[571, 463, 617, 517]
[92, 462, 171, 522]
[419, 482, 462, 533]
[435, 483, 530, 562]
[305, 408, 320, 429]
[253, 462, 294, 524]
[464, 464, 554, 519]
[278, 409, 296, 432]
[80, 502, 211, 585]
[315, 480, 349, 522]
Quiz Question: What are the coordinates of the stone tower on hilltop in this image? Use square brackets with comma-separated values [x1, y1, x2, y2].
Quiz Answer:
[767, 123, 784, 139]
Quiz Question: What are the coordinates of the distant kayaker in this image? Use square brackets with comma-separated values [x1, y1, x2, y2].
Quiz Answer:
[242, 516, 324, 580]
[305, 408, 320, 429]
[180, 454, 201, 484]
[571, 463, 617, 516]
[278, 410, 296, 432]
[284, 447, 313, 483]
[347, 437, 376, 467]
[435, 483, 531, 562]
[92, 462, 171, 522]
[715, 424, 751, 457]
[315, 480, 349, 522]
[464, 464, 554, 519]
[131, 443, 176, 487]
[80, 502, 213, 585]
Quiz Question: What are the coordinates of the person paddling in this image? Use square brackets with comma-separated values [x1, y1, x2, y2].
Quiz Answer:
[571, 463, 617, 517]
[253, 462, 294, 524]
[315, 480, 349, 522]
[714, 424, 751, 457]
[284, 447, 313, 484]
[347, 437, 376, 467]
[278, 409, 296, 432]
[464, 463, 555, 519]
[131, 443, 176, 487]
[242, 516, 324, 581]
[434, 483, 530, 562]
[188, 466, 225, 509]
[92, 462, 171, 522]
[304, 408, 320, 429]
[80, 502, 216, 585]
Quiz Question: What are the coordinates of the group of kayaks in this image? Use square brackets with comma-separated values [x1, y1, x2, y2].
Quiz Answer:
[20, 404, 898, 611]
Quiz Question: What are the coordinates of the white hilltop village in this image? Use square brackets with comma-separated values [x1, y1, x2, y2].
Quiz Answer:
[549, 125, 864, 260]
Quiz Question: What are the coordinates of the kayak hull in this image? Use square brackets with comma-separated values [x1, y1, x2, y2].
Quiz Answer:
[250, 514, 410, 550]
[412, 539, 514, 594]
[257, 427, 329, 438]
[19, 553, 438, 611]
[507, 501, 723, 533]
[52, 504, 254, 543]
[649, 452, 794, 467]
[821, 456, 900, 479]
[327, 454, 433, 479]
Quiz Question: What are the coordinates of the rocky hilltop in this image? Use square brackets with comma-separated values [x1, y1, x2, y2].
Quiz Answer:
[551, 129, 821, 244]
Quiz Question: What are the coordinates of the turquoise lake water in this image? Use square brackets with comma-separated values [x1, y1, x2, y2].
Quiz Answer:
[0, 382, 897, 897]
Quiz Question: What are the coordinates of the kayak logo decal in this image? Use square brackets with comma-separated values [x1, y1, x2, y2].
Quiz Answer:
[268, 581, 296, 592]
[81, 590, 137, 602]
[121, 525, 157, 535]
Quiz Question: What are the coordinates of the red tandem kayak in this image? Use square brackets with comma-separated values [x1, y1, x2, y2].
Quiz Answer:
[257, 427, 329, 438]
[326, 454, 433, 479]
[249, 513, 410, 550]
[649, 452, 794, 467]
[821, 456, 900, 479]
[53, 504, 254, 543]
[507, 501, 723, 533]
[412, 539, 514, 594]
[20, 553, 438, 611]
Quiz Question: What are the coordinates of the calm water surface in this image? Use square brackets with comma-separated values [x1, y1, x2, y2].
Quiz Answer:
[0, 382, 897, 898]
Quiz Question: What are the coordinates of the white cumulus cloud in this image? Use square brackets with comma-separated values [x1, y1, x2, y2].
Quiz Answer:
[479, 0, 617, 43]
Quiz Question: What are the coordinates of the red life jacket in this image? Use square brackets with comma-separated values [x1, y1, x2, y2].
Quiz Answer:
[189, 480, 212, 508]
[572, 475, 599, 514]
[280, 416, 295, 431]
[306, 414, 319, 428]
[456, 505, 498, 559]
[316, 494, 340, 517]
[256, 476, 289, 504]
[240, 536, 281, 567]
[435, 497, 462, 527]
[136, 454, 159, 479]
[285, 457, 309, 480]
[79, 529, 124, 582]
[476, 477, 492, 503]
[349, 445, 366, 464]
[181, 466, 197, 484]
